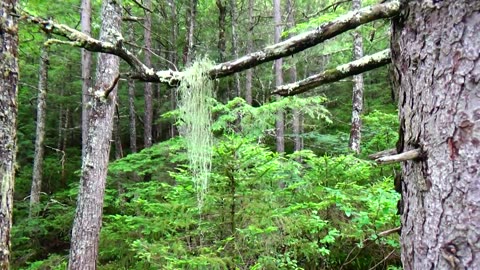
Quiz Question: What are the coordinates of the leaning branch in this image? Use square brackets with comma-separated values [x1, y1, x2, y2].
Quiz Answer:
[208, 0, 399, 79]
[23, 0, 399, 84]
[272, 49, 391, 96]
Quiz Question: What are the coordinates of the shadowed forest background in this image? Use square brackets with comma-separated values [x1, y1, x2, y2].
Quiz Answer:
[13, 0, 402, 269]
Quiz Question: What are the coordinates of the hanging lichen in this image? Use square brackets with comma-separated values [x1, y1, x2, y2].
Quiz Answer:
[177, 57, 215, 209]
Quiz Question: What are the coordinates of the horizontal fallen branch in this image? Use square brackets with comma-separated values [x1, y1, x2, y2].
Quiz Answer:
[272, 49, 391, 96]
[375, 148, 421, 164]
[23, 0, 400, 84]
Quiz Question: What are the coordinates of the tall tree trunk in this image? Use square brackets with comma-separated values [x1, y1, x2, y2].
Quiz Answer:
[230, 0, 241, 98]
[273, 0, 284, 153]
[167, 0, 178, 138]
[68, 0, 121, 268]
[29, 35, 49, 217]
[0, 1, 18, 268]
[81, 0, 92, 160]
[216, 0, 227, 62]
[143, 0, 153, 149]
[113, 103, 123, 159]
[126, 13, 137, 153]
[245, 0, 254, 105]
[349, 0, 364, 154]
[286, 0, 302, 153]
[392, 1, 480, 269]
[183, 0, 198, 66]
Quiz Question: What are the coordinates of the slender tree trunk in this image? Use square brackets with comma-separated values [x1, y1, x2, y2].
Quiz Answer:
[143, 0, 153, 149]
[391, 1, 480, 269]
[286, 0, 302, 153]
[68, 0, 121, 268]
[113, 104, 123, 160]
[230, 0, 241, 98]
[273, 0, 284, 153]
[349, 0, 364, 154]
[167, 0, 178, 138]
[216, 0, 227, 62]
[29, 35, 50, 217]
[81, 0, 92, 160]
[0, 1, 18, 268]
[183, 0, 198, 66]
[128, 79, 137, 152]
[245, 0, 254, 105]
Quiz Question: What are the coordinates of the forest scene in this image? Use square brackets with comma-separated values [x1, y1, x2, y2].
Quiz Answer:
[0, 0, 478, 269]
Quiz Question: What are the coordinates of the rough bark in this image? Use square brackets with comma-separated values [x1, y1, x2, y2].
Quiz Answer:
[349, 0, 364, 154]
[143, 0, 153, 149]
[25, 1, 400, 83]
[68, 0, 121, 269]
[391, 1, 480, 269]
[30, 35, 49, 217]
[272, 49, 390, 96]
[81, 0, 92, 160]
[274, 0, 284, 153]
[0, 1, 18, 268]
[245, 0, 254, 105]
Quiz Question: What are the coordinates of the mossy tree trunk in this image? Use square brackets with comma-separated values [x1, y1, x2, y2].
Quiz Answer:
[0, 0, 18, 268]
[68, 0, 121, 268]
[349, 0, 364, 154]
[392, 1, 480, 268]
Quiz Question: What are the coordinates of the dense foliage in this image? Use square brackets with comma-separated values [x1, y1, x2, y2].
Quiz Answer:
[12, 0, 401, 269]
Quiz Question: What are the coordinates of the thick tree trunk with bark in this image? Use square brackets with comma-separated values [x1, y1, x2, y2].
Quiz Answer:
[0, 1, 18, 268]
[30, 35, 49, 217]
[349, 0, 364, 154]
[273, 0, 284, 153]
[81, 0, 92, 160]
[391, 1, 480, 269]
[68, 0, 121, 269]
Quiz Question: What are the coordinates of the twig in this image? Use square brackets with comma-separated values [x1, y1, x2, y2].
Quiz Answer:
[368, 249, 396, 270]
[368, 148, 397, 160]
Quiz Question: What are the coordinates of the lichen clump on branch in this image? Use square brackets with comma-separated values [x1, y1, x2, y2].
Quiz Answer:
[177, 58, 215, 208]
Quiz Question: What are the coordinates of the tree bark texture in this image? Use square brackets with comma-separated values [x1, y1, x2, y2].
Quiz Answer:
[0, 1, 18, 269]
[216, 0, 227, 62]
[391, 1, 480, 269]
[127, 16, 137, 153]
[273, 0, 284, 153]
[81, 0, 92, 160]
[143, 0, 153, 149]
[68, 0, 121, 269]
[349, 0, 364, 154]
[30, 35, 49, 217]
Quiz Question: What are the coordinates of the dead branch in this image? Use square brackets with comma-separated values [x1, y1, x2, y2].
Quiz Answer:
[368, 148, 397, 159]
[272, 49, 391, 96]
[23, 1, 400, 85]
[375, 148, 421, 164]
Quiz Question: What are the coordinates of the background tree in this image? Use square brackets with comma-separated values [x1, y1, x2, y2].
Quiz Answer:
[274, 0, 284, 153]
[29, 34, 49, 217]
[81, 0, 92, 160]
